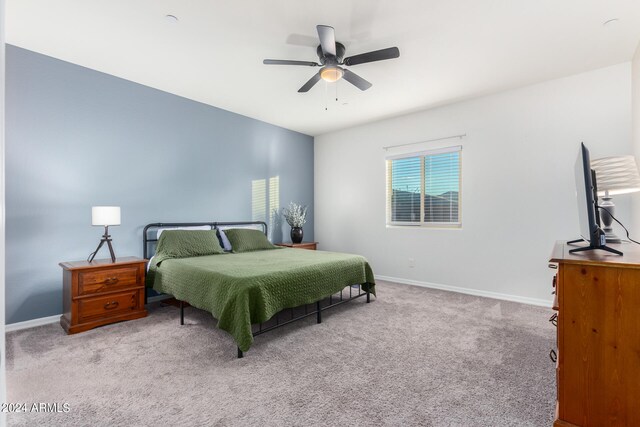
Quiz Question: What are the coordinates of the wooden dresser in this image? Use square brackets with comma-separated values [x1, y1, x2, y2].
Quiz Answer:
[60, 257, 147, 334]
[275, 242, 318, 250]
[549, 241, 640, 426]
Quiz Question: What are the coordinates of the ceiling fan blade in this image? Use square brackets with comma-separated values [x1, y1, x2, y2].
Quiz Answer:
[298, 73, 322, 93]
[342, 69, 372, 91]
[316, 25, 337, 57]
[343, 47, 400, 66]
[263, 59, 318, 66]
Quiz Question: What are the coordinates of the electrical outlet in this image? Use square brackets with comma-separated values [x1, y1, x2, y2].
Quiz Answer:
[408, 258, 415, 268]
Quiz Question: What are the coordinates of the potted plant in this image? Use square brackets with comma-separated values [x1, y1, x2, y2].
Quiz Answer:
[282, 202, 308, 244]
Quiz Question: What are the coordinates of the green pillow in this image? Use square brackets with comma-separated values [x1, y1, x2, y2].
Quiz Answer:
[155, 230, 224, 264]
[224, 228, 277, 253]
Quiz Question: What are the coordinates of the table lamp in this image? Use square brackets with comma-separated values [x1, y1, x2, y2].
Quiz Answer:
[88, 206, 121, 262]
[591, 155, 640, 243]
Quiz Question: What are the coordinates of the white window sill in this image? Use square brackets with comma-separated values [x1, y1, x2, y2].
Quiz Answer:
[386, 223, 462, 230]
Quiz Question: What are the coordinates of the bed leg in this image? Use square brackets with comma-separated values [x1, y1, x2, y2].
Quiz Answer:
[316, 301, 322, 324]
[237, 347, 244, 359]
[180, 300, 184, 325]
[366, 288, 371, 303]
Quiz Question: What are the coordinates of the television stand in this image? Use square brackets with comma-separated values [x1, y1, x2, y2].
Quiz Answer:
[567, 238, 623, 255]
[549, 241, 640, 426]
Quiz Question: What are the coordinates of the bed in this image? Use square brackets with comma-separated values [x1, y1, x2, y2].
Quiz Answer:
[144, 222, 376, 358]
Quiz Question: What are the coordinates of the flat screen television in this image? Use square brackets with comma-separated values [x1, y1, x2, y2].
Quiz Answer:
[570, 143, 622, 255]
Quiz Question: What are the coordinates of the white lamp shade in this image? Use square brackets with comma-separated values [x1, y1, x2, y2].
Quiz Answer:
[591, 155, 640, 196]
[91, 206, 121, 226]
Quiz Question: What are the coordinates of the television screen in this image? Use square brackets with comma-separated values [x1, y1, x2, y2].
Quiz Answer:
[567, 143, 622, 255]
[572, 143, 622, 255]
[575, 143, 599, 244]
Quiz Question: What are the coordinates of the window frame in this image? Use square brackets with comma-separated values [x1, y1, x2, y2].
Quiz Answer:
[386, 145, 462, 228]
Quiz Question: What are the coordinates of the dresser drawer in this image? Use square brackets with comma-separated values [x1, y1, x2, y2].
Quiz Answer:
[78, 266, 140, 295]
[78, 291, 140, 322]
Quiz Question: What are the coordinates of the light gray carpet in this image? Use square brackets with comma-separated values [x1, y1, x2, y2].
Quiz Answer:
[6, 281, 555, 426]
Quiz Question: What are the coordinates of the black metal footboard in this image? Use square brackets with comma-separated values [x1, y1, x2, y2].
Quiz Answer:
[178, 283, 373, 358]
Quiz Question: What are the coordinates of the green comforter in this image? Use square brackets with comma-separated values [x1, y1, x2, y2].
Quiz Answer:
[147, 248, 375, 352]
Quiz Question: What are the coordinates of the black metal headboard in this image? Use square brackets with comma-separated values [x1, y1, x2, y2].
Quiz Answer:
[143, 221, 268, 259]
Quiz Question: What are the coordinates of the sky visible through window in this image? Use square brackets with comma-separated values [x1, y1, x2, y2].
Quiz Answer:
[392, 152, 459, 196]
[391, 157, 421, 193]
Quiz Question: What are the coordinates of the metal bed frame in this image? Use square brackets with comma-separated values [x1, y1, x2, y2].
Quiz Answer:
[143, 221, 372, 358]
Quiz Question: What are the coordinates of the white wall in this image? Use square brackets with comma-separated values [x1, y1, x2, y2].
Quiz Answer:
[631, 43, 640, 235]
[1, 0, 7, 421]
[315, 63, 632, 305]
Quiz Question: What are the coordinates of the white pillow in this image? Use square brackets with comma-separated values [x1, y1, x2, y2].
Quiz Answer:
[217, 224, 264, 231]
[156, 225, 212, 240]
[218, 229, 233, 252]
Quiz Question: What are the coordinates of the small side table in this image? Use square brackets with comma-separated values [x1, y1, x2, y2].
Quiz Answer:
[59, 256, 148, 334]
[275, 242, 318, 250]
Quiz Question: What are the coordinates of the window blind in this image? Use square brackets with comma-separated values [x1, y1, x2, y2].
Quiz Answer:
[386, 146, 461, 227]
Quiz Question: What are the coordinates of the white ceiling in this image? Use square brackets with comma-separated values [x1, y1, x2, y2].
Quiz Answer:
[7, 0, 640, 136]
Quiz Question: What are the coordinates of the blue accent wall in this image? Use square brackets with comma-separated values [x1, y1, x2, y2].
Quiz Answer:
[5, 45, 314, 324]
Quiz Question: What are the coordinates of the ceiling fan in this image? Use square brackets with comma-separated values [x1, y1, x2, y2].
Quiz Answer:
[263, 25, 400, 93]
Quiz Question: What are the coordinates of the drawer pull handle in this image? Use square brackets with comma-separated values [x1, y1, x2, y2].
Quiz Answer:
[549, 313, 558, 327]
[104, 301, 119, 310]
[548, 264, 558, 270]
[104, 277, 119, 285]
[549, 349, 557, 363]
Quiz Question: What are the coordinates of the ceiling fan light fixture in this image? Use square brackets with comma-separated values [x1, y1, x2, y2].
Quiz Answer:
[320, 66, 344, 83]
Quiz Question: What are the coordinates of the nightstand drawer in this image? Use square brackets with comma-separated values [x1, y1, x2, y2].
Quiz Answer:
[78, 266, 140, 295]
[78, 290, 140, 322]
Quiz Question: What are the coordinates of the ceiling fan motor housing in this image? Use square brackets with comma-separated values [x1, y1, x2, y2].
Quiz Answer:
[317, 42, 346, 65]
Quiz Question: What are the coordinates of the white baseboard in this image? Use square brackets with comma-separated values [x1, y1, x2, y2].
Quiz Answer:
[5, 315, 60, 333]
[375, 275, 552, 308]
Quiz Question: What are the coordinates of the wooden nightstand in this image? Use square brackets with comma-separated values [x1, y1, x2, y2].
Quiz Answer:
[276, 242, 318, 250]
[59, 257, 148, 334]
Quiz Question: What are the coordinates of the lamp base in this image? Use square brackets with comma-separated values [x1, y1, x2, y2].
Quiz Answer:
[603, 230, 622, 244]
[599, 197, 621, 244]
[88, 226, 116, 263]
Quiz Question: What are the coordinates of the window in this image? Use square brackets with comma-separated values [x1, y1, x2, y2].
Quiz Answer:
[386, 146, 461, 227]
